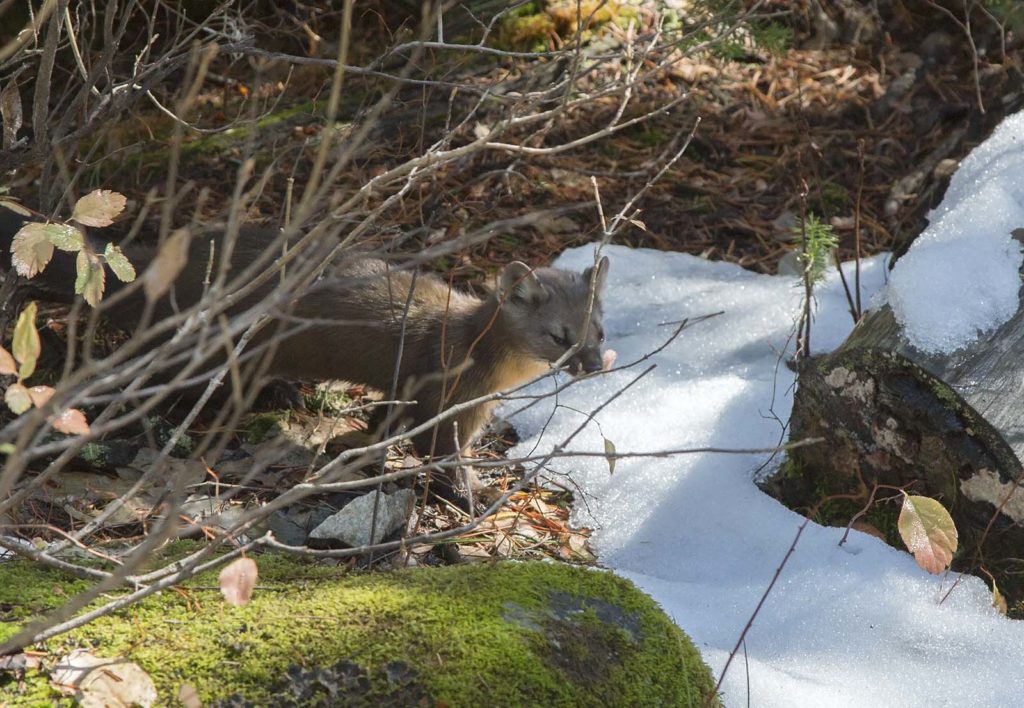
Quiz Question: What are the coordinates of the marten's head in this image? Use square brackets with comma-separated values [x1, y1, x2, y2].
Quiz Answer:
[496, 256, 609, 375]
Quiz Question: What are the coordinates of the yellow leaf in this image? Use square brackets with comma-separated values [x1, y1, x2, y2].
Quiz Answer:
[603, 437, 616, 475]
[4, 383, 30, 414]
[897, 493, 958, 575]
[12, 302, 39, 380]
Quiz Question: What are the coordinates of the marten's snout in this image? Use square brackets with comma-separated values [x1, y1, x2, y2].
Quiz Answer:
[570, 347, 604, 375]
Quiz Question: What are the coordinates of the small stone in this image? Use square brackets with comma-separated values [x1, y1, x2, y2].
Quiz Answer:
[309, 489, 415, 547]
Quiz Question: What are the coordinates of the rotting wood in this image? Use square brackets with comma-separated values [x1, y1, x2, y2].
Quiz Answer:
[765, 297, 1024, 606]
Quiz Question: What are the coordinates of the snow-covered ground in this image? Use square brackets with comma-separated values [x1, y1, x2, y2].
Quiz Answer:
[507, 113, 1024, 706]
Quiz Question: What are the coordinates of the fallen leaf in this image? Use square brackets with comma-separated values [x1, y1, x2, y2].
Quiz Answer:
[603, 437, 616, 474]
[850, 519, 886, 541]
[177, 682, 202, 708]
[219, 556, 258, 606]
[51, 649, 157, 707]
[0, 652, 42, 672]
[897, 493, 958, 575]
[992, 579, 1008, 615]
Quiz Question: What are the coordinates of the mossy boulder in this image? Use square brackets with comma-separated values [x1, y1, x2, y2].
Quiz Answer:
[0, 556, 718, 706]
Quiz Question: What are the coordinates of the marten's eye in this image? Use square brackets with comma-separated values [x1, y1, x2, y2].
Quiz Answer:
[596, 327, 605, 343]
[550, 331, 570, 348]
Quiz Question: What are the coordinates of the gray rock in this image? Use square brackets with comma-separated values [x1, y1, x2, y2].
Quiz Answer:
[308, 490, 415, 547]
[264, 510, 309, 547]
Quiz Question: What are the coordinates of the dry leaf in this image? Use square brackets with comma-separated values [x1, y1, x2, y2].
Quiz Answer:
[0, 198, 31, 217]
[70, 189, 127, 228]
[603, 437, 616, 474]
[177, 682, 202, 708]
[0, 652, 42, 672]
[51, 649, 157, 707]
[144, 228, 191, 301]
[11, 224, 55, 278]
[0, 78, 22, 151]
[992, 579, 1008, 615]
[473, 121, 491, 140]
[26, 385, 54, 408]
[897, 493, 958, 575]
[52, 408, 91, 435]
[0, 346, 16, 376]
[219, 556, 258, 606]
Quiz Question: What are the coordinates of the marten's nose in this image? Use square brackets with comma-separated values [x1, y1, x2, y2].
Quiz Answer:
[580, 352, 603, 374]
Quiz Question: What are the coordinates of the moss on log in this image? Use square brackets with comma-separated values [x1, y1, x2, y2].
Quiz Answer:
[0, 555, 719, 706]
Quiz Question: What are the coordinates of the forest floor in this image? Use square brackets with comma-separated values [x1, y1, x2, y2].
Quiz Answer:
[7, 1, 1024, 567]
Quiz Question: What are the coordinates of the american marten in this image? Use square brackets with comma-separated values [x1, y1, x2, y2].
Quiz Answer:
[0, 205, 609, 458]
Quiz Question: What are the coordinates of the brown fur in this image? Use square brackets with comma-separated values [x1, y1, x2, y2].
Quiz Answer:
[0, 211, 610, 457]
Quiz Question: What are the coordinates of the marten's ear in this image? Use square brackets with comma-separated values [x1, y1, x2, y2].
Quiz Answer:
[500, 261, 547, 304]
[583, 255, 610, 297]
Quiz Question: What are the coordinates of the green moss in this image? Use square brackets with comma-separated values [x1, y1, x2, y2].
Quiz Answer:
[778, 457, 803, 480]
[754, 22, 793, 56]
[0, 563, 90, 631]
[244, 412, 287, 444]
[931, 381, 960, 409]
[813, 181, 849, 216]
[303, 386, 353, 417]
[0, 557, 718, 706]
[495, 1, 630, 51]
[496, 5, 555, 51]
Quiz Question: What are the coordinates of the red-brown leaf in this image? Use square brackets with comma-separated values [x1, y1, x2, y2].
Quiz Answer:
[52, 408, 91, 436]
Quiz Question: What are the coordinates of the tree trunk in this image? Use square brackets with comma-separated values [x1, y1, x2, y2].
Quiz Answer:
[766, 300, 1024, 606]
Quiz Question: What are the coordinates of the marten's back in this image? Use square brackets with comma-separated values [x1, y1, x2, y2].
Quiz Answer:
[0, 212, 489, 394]
[271, 257, 486, 391]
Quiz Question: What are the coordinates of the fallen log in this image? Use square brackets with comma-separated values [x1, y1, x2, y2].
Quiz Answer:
[766, 298, 1024, 606]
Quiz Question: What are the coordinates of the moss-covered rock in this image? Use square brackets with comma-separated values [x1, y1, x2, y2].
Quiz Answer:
[0, 557, 718, 706]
